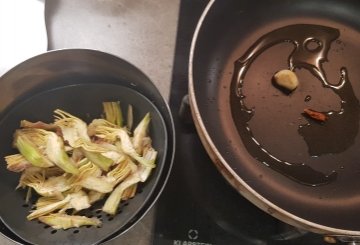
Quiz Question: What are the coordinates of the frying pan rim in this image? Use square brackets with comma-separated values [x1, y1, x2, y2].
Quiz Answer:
[0, 48, 176, 243]
[188, 0, 360, 236]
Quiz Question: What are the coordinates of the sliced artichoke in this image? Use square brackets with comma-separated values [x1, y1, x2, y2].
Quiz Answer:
[38, 214, 101, 229]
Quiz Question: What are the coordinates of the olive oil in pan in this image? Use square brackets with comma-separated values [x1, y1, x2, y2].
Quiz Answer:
[299, 67, 360, 156]
[230, 24, 359, 186]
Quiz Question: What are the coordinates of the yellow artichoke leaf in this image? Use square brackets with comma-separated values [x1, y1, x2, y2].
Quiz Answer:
[38, 213, 101, 229]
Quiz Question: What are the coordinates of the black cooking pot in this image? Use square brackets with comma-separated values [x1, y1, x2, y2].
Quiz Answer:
[189, 0, 360, 240]
[0, 49, 175, 245]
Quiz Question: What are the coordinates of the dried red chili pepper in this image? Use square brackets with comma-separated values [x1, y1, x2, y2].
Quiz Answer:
[303, 108, 328, 122]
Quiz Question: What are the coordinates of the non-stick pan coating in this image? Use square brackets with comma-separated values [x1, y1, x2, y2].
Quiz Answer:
[190, 0, 360, 235]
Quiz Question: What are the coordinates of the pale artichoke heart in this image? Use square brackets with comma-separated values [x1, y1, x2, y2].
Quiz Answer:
[90, 125, 154, 167]
[101, 150, 125, 164]
[17, 168, 45, 190]
[82, 149, 114, 172]
[13, 129, 54, 168]
[38, 213, 101, 229]
[27, 175, 71, 197]
[102, 150, 156, 214]
[116, 129, 155, 168]
[107, 158, 135, 186]
[138, 147, 158, 182]
[88, 118, 115, 128]
[69, 161, 101, 183]
[73, 138, 116, 172]
[88, 190, 105, 204]
[80, 176, 114, 193]
[36, 196, 62, 209]
[68, 191, 91, 211]
[74, 138, 109, 153]
[102, 174, 141, 215]
[44, 130, 79, 175]
[53, 109, 90, 147]
[96, 141, 121, 152]
[132, 113, 150, 154]
[14, 128, 78, 174]
[27, 195, 71, 220]
[103, 101, 123, 127]
[89, 119, 120, 143]
[71, 162, 113, 193]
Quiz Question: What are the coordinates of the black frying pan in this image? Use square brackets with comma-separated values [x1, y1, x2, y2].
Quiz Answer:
[0, 49, 175, 244]
[189, 0, 360, 238]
